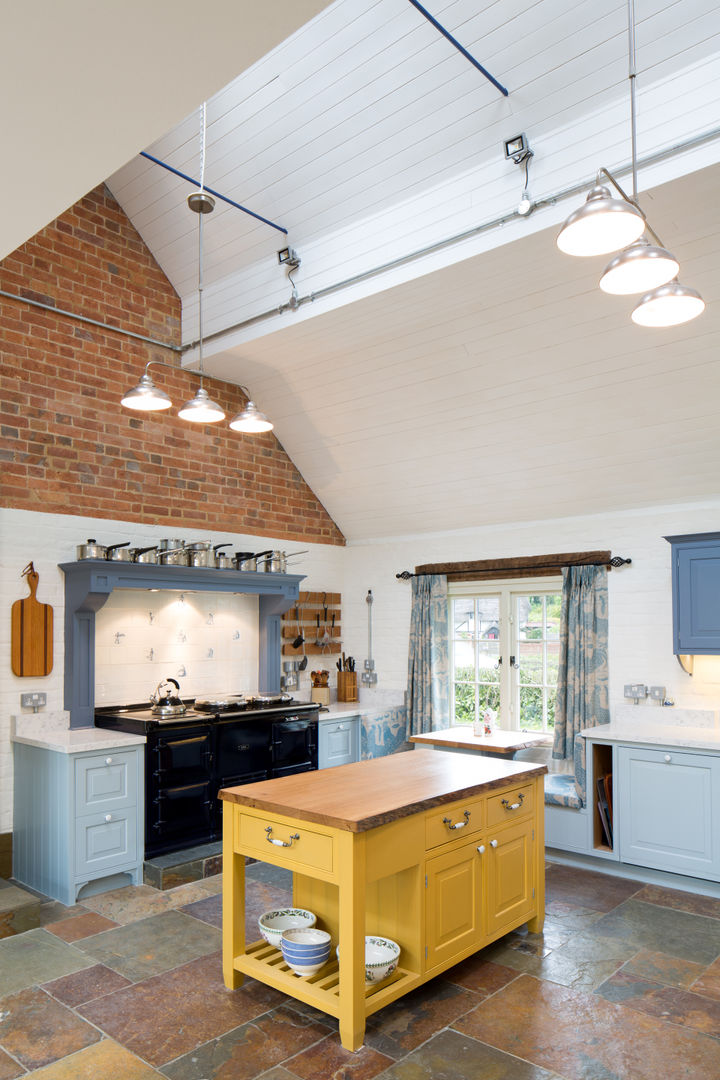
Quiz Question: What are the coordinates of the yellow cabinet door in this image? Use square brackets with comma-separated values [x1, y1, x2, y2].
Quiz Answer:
[425, 841, 482, 971]
[485, 818, 535, 937]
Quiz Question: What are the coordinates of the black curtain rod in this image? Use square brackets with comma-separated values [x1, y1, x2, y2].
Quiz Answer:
[396, 556, 632, 580]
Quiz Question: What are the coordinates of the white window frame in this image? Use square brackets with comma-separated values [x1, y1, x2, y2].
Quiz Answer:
[448, 576, 562, 732]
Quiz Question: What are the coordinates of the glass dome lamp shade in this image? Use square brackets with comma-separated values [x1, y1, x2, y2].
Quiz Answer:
[556, 184, 646, 257]
[599, 238, 679, 295]
[631, 280, 705, 327]
[121, 373, 172, 411]
[177, 386, 225, 423]
[229, 400, 273, 433]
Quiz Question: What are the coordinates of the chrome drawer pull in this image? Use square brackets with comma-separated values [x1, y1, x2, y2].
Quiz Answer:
[265, 825, 300, 848]
[442, 809, 470, 830]
[501, 793, 525, 811]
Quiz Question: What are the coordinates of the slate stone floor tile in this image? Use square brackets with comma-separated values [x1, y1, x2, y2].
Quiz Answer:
[480, 928, 636, 991]
[372, 1027, 562, 1080]
[588, 899, 720, 965]
[597, 970, 720, 1037]
[74, 908, 221, 981]
[444, 954, 520, 997]
[78, 951, 286, 1067]
[180, 892, 222, 928]
[544, 864, 643, 912]
[25, 1038, 165, 1079]
[42, 962, 133, 1007]
[621, 947, 707, 989]
[254, 1069, 300, 1080]
[164, 880, 225, 909]
[0, 1048, 24, 1080]
[633, 884, 720, 921]
[454, 972, 720, 1079]
[362, 978, 481, 1059]
[160, 1003, 332, 1079]
[45, 911, 120, 942]
[0, 985, 101, 1070]
[691, 956, 720, 1001]
[0, 928, 94, 996]
[245, 862, 293, 890]
[0, 884, 42, 938]
[80, 883, 175, 923]
[37, 900, 89, 926]
[283, 1032, 394, 1080]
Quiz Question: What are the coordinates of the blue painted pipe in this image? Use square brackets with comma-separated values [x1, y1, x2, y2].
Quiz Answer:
[406, 0, 509, 97]
[139, 151, 288, 235]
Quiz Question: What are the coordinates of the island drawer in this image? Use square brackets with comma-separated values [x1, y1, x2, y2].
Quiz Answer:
[486, 783, 535, 827]
[236, 812, 335, 873]
[425, 796, 485, 849]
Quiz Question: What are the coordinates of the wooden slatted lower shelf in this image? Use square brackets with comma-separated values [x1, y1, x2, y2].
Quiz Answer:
[235, 939, 421, 1018]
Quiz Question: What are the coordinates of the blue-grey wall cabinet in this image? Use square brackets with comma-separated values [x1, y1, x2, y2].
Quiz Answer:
[317, 715, 360, 769]
[665, 532, 720, 654]
[13, 741, 144, 905]
[617, 745, 720, 881]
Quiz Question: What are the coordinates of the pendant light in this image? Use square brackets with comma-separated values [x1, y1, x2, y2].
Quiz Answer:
[120, 372, 172, 411]
[178, 105, 225, 423]
[229, 391, 273, 433]
[557, 0, 703, 327]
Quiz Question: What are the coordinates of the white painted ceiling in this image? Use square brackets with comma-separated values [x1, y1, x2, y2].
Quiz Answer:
[19, 0, 720, 541]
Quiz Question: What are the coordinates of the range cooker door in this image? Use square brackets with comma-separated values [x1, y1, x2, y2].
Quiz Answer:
[150, 782, 214, 851]
[153, 727, 213, 783]
[147, 726, 214, 856]
[216, 719, 271, 777]
[270, 717, 318, 778]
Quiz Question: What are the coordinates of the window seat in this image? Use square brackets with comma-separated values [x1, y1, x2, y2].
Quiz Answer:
[544, 772, 583, 810]
[516, 733, 586, 811]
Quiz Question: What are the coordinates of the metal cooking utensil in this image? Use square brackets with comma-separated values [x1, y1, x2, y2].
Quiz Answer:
[292, 602, 305, 649]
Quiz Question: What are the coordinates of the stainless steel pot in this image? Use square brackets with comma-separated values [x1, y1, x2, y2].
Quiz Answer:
[157, 538, 185, 553]
[260, 551, 286, 573]
[77, 538, 106, 560]
[235, 550, 264, 572]
[106, 542, 132, 562]
[158, 546, 189, 566]
[131, 546, 158, 564]
[186, 541, 213, 568]
[213, 544, 233, 569]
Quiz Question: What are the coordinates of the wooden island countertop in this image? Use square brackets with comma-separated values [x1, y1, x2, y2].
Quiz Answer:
[410, 727, 551, 757]
[219, 748, 546, 832]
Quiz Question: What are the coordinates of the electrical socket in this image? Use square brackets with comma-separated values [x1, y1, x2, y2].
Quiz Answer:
[20, 692, 47, 712]
[623, 683, 647, 702]
[649, 685, 666, 702]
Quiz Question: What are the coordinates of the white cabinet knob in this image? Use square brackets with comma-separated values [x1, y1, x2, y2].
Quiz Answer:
[490, 839, 498, 848]
[664, 754, 672, 763]
[104, 814, 112, 822]
[477, 845, 485, 854]
[105, 757, 113, 765]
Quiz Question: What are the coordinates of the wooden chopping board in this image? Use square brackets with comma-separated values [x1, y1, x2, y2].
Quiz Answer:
[11, 565, 53, 676]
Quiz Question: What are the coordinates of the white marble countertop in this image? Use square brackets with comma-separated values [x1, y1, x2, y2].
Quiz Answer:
[581, 719, 720, 753]
[316, 704, 365, 720]
[11, 713, 145, 753]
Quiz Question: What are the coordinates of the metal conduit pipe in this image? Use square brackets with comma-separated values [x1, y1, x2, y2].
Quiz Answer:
[190, 122, 720, 353]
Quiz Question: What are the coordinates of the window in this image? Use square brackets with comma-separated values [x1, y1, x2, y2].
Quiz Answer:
[450, 579, 561, 732]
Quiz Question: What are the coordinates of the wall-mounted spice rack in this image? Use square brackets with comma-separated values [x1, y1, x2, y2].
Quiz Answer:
[281, 591, 341, 656]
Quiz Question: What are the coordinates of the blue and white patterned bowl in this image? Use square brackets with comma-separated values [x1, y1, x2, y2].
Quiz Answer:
[281, 927, 331, 976]
[258, 908, 316, 949]
[336, 936, 401, 984]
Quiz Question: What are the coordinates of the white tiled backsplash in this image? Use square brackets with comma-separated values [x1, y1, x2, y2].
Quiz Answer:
[94, 589, 259, 706]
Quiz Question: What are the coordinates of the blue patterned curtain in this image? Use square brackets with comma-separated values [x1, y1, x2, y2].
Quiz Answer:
[552, 565, 609, 764]
[407, 574, 449, 735]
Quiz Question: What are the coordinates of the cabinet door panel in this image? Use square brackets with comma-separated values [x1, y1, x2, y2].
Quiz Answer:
[618, 747, 719, 878]
[75, 751, 136, 814]
[486, 820, 534, 937]
[674, 542, 720, 652]
[76, 812, 136, 874]
[426, 843, 482, 970]
[318, 718, 360, 769]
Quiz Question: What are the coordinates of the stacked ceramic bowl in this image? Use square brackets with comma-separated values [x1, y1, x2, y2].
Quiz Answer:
[258, 909, 316, 949]
[280, 928, 331, 976]
[336, 935, 401, 984]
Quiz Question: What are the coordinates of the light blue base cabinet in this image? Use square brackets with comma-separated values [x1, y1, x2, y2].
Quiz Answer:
[13, 742, 144, 905]
[617, 745, 720, 881]
[317, 715, 360, 769]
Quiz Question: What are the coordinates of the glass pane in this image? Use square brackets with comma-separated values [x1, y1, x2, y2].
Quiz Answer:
[519, 685, 543, 730]
[454, 683, 475, 724]
[546, 642, 560, 686]
[518, 644, 543, 685]
[453, 640, 474, 680]
[477, 641, 500, 682]
[546, 595, 561, 640]
[477, 597, 500, 640]
[453, 598, 474, 639]
[546, 692, 556, 729]
[478, 684, 500, 715]
[518, 595, 544, 641]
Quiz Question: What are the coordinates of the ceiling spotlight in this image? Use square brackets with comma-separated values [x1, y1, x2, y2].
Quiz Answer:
[177, 386, 225, 423]
[599, 238, 679, 295]
[631, 281, 705, 327]
[504, 133, 530, 163]
[229, 398, 273, 433]
[121, 372, 172, 411]
[556, 184, 645, 256]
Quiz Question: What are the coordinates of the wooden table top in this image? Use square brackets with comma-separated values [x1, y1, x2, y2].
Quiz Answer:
[410, 727, 552, 754]
[220, 749, 546, 832]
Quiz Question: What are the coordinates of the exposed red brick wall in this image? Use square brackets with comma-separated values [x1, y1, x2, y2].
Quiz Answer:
[0, 185, 345, 545]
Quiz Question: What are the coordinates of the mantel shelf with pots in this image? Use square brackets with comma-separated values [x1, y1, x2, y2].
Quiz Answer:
[59, 560, 305, 730]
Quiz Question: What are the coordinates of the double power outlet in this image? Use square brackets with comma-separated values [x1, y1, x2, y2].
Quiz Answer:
[623, 683, 666, 704]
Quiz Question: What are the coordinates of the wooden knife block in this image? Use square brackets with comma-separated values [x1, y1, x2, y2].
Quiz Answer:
[337, 671, 358, 703]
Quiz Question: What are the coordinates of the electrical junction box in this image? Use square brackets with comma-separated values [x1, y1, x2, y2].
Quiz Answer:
[624, 684, 647, 702]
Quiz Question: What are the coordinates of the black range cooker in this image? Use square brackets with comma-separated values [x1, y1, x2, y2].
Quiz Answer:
[94, 696, 319, 857]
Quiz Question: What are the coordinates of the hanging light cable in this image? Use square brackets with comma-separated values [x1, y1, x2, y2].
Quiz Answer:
[178, 103, 225, 423]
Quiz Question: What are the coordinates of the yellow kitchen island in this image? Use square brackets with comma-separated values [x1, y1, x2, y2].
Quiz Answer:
[220, 749, 546, 1051]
